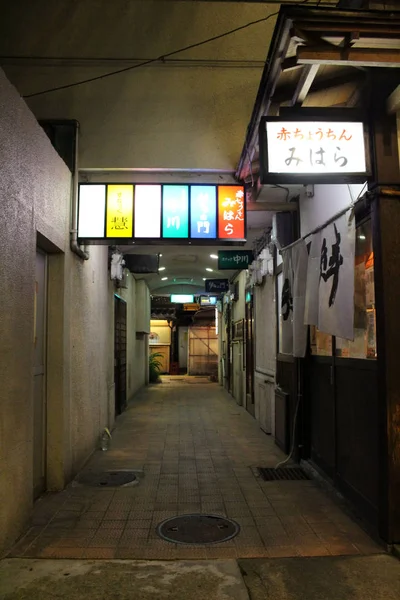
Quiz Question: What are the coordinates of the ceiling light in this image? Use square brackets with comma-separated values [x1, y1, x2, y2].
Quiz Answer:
[358, 235, 366, 240]
[210, 254, 218, 259]
[203, 278, 207, 281]
[159, 266, 166, 271]
[161, 277, 168, 281]
[206, 268, 213, 272]
[159, 254, 163, 257]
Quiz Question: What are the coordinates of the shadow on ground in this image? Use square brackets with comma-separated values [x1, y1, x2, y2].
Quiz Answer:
[239, 554, 400, 600]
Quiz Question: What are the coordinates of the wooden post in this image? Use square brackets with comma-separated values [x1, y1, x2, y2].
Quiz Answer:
[370, 71, 400, 544]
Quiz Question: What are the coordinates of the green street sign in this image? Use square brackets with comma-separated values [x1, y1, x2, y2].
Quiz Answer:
[218, 250, 254, 270]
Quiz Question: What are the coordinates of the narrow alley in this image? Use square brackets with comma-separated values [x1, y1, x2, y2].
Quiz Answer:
[8, 381, 383, 561]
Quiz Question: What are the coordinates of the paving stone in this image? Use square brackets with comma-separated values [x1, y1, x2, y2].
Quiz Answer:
[9, 382, 381, 562]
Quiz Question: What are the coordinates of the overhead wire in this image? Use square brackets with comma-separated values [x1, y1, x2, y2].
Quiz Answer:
[22, 0, 316, 99]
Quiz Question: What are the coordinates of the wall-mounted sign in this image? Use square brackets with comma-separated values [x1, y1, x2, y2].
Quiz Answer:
[106, 185, 133, 237]
[123, 254, 159, 274]
[171, 294, 194, 303]
[200, 296, 217, 306]
[134, 185, 161, 238]
[162, 185, 189, 239]
[218, 186, 245, 240]
[190, 185, 217, 239]
[259, 112, 371, 184]
[205, 279, 229, 293]
[78, 183, 245, 244]
[183, 303, 200, 311]
[218, 250, 254, 270]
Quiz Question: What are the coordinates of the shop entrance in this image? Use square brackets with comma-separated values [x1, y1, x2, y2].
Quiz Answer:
[304, 217, 379, 530]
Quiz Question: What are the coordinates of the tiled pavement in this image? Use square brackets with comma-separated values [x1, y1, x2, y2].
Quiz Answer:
[8, 380, 384, 560]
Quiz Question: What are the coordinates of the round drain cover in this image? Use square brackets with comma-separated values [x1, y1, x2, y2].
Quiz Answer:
[76, 471, 137, 487]
[157, 514, 240, 545]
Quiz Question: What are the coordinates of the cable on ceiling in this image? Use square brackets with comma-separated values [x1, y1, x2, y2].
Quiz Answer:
[23, 1, 315, 99]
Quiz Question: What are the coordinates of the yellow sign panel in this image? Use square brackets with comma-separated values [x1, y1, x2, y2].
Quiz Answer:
[183, 303, 200, 311]
[106, 185, 134, 238]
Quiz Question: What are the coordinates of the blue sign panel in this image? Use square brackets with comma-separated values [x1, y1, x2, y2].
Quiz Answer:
[190, 185, 217, 239]
[162, 185, 189, 238]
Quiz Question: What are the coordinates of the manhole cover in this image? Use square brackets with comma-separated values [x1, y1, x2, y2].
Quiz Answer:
[257, 467, 310, 481]
[157, 514, 240, 545]
[76, 471, 137, 487]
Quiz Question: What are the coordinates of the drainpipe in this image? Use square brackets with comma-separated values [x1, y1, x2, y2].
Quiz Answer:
[70, 121, 89, 260]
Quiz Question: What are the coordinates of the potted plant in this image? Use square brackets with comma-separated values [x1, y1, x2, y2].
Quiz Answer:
[149, 352, 163, 383]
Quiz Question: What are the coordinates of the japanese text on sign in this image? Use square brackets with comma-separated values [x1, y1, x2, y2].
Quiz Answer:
[266, 121, 366, 175]
[218, 186, 245, 240]
[106, 185, 133, 238]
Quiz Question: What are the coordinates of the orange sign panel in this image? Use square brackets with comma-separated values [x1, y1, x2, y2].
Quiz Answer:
[217, 186, 245, 240]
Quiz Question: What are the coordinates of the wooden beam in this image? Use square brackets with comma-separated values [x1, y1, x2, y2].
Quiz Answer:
[297, 46, 400, 68]
[272, 69, 365, 104]
[247, 202, 298, 212]
[290, 64, 319, 106]
[387, 85, 400, 114]
[281, 56, 302, 72]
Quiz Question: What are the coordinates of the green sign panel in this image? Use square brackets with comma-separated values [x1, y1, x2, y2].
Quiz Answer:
[218, 250, 254, 270]
[162, 185, 189, 239]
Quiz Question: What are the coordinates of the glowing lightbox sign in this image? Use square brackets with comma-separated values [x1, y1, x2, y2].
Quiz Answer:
[171, 294, 194, 303]
[162, 185, 189, 239]
[106, 185, 133, 238]
[77, 183, 245, 244]
[259, 115, 370, 184]
[218, 186, 245, 240]
[190, 186, 217, 239]
[78, 185, 106, 238]
[134, 185, 161, 238]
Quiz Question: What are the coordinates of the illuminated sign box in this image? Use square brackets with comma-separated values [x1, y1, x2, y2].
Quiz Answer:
[200, 296, 217, 306]
[77, 183, 246, 245]
[171, 294, 194, 304]
[259, 110, 371, 184]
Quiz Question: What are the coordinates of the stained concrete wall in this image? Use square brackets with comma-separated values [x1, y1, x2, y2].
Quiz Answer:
[0, 68, 149, 555]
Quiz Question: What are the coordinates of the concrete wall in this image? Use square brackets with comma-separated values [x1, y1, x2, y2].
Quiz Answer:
[299, 183, 366, 237]
[120, 276, 150, 400]
[0, 68, 149, 554]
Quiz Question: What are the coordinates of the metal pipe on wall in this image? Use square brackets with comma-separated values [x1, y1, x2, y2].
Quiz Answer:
[70, 121, 89, 260]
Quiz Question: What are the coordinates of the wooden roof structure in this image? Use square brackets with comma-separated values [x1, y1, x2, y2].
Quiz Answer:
[236, 4, 400, 185]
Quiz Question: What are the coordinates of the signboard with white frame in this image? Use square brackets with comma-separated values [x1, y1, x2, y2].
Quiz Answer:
[77, 183, 246, 245]
[259, 110, 372, 184]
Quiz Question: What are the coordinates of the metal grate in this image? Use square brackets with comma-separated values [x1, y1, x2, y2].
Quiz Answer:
[157, 514, 240, 545]
[257, 467, 310, 481]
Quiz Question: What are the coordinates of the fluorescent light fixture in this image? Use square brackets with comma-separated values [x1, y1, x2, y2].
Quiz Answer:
[159, 266, 166, 271]
[161, 277, 168, 281]
[206, 267, 213, 272]
[171, 294, 194, 303]
[210, 254, 218, 259]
